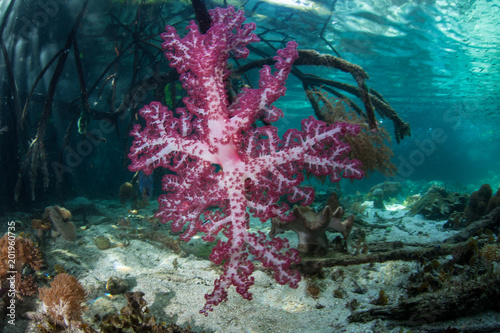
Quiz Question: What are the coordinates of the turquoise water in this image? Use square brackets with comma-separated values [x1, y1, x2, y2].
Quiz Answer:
[1, 0, 498, 202]
[0, 1, 500, 331]
[268, 0, 500, 188]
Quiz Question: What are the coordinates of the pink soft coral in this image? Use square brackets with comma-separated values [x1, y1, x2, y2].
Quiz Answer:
[128, 6, 363, 315]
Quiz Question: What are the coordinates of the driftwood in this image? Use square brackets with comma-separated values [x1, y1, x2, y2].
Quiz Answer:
[295, 208, 500, 327]
[445, 207, 500, 243]
[400, 323, 500, 333]
[300, 240, 461, 268]
[349, 273, 500, 326]
[299, 208, 500, 268]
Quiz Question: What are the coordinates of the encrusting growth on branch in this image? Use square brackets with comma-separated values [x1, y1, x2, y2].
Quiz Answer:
[307, 88, 397, 178]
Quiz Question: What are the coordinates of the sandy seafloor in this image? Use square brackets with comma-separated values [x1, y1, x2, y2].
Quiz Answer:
[4, 195, 500, 333]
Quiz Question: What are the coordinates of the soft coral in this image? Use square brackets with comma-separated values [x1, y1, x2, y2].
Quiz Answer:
[128, 6, 363, 315]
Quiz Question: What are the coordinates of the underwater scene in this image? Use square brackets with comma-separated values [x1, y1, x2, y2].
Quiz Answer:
[0, 0, 499, 332]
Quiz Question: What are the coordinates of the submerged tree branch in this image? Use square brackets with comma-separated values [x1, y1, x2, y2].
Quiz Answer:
[0, 0, 22, 125]
[233, 49, 411, 142]
[15, 0, 91, 201]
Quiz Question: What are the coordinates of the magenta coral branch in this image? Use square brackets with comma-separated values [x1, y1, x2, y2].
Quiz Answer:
[128, 6, 363, 315]
[229, 42, 298, 130]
